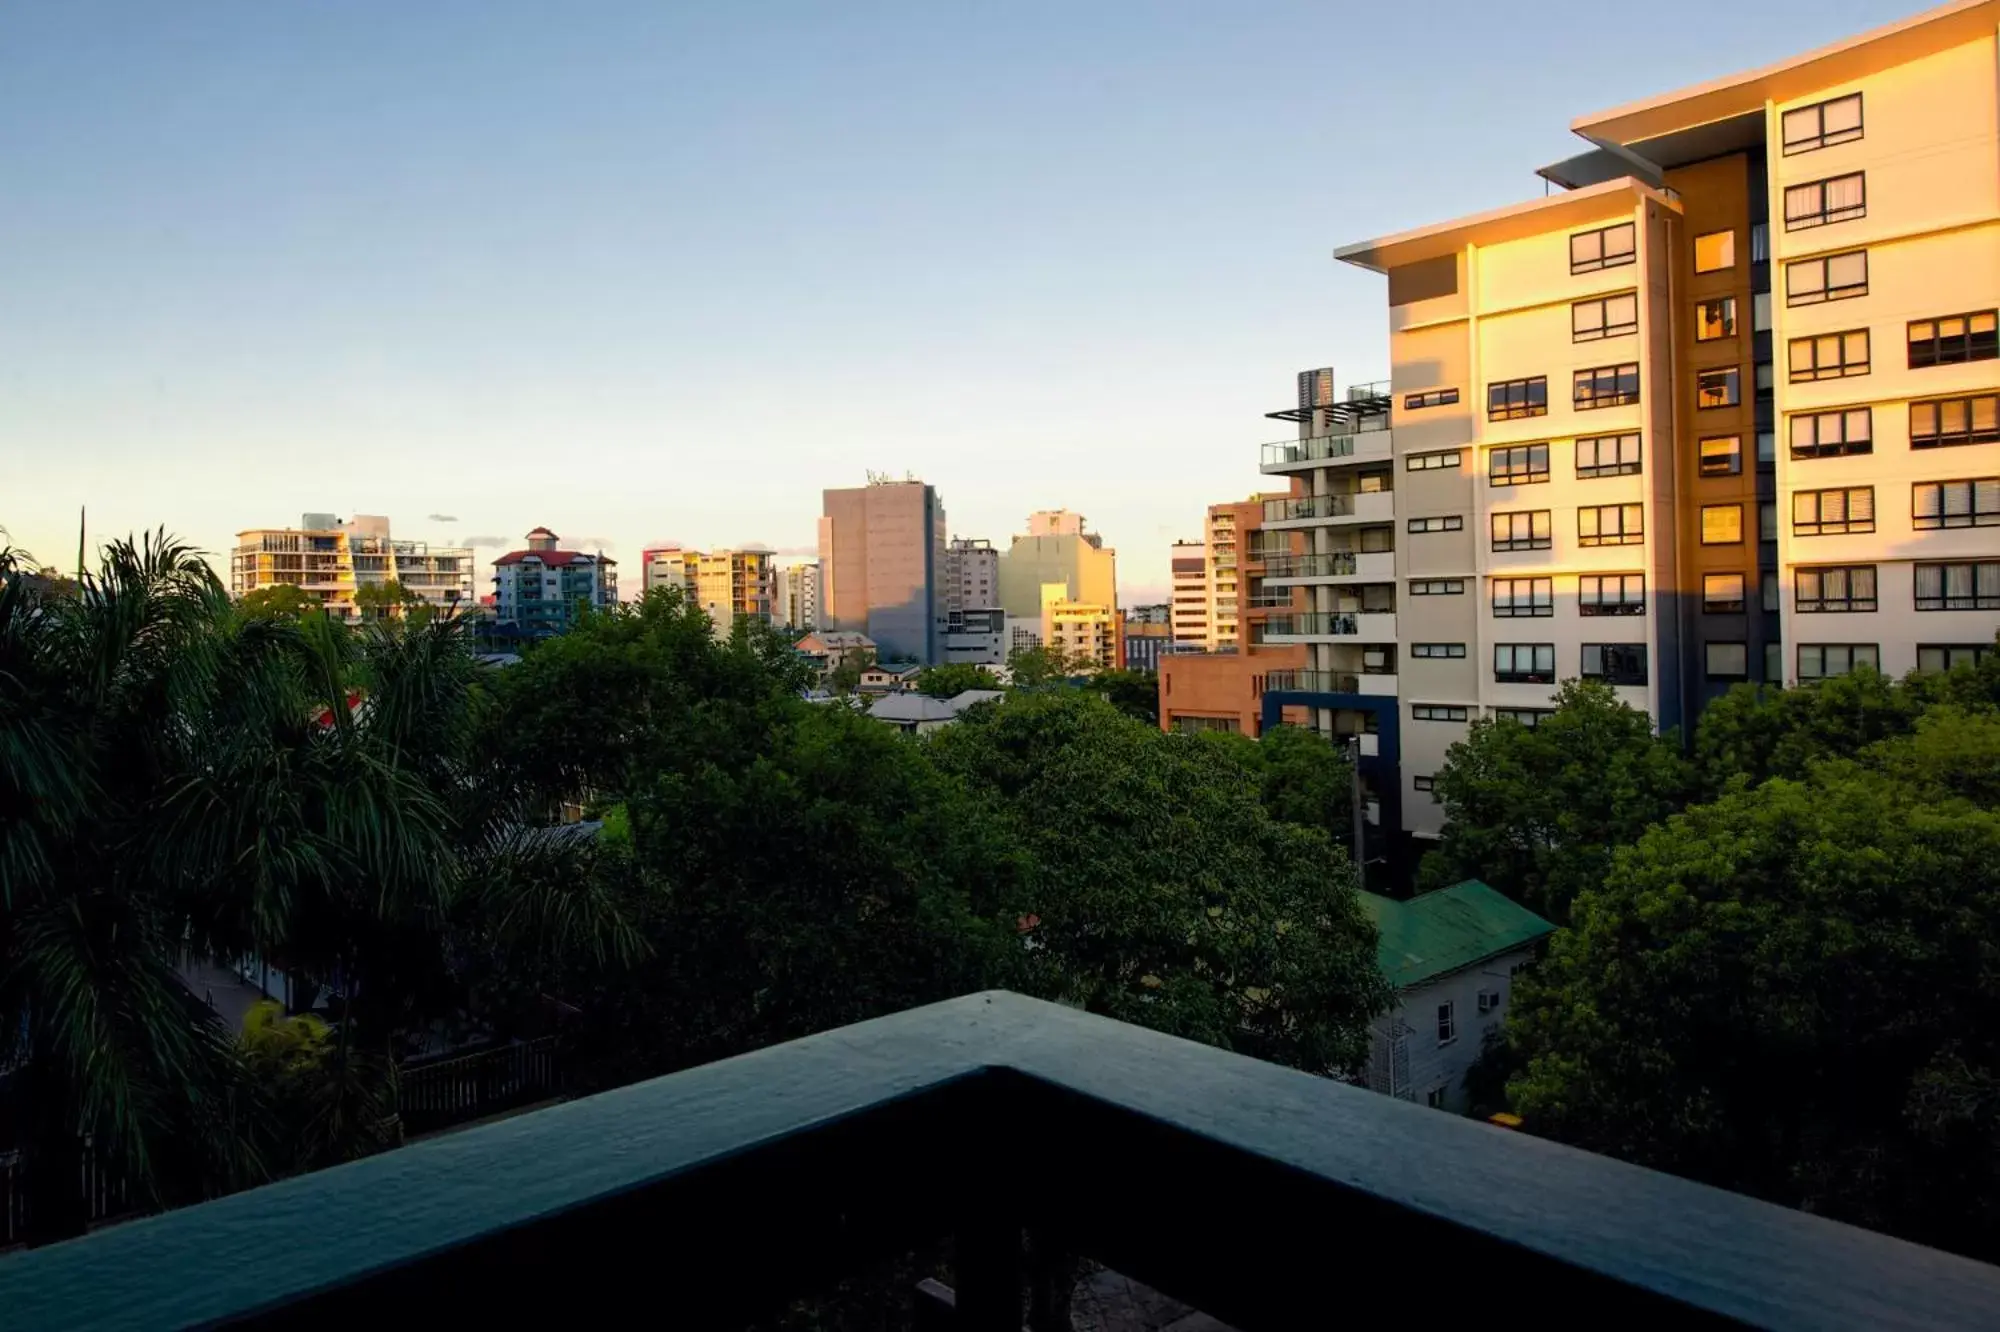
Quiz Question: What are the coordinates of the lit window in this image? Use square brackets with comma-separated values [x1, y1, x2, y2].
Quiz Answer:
[1784, 172, 1866, 230]
[1911, 396, 2000, 449]
[1570, 223, 1636, 274]
[1787, 250, 1867, 306]
[1575, 433, 1641, 478]
[1694, 231, 1735, 273]
[1908, 311, 1998, 368]
[1488, 444, 1551, 487]
[1701, 505, 1743, 545]
[1695, 297, 1737, 342]
[1487, 376, 1549, 421]
[1491, 577, 1554, 618]
[1703, 573, 1745, 614]
[1699, 435, 1742, 476]
[1782, 93, 1863, 153]
[1790, 408, 1872, 459]
[1706, 642, 1748, 679]
[1696, 367, 1741, 409]
[1578, 503, 1643, 547]
[1489, 510, 1552, 552]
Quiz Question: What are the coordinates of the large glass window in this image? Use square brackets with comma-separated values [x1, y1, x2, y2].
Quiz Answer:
[1908, 311, 1998, 368]
[1787, 250, 1867, 306]
[1493, 643, 1556, 684]
[1699, 435, 1742, 476]
[1574, 363, 1640, 409]
[1706, 642, 1749, 679]
[1570, 222, 1635, 274]
[1790, 408, 1872, 459]
[1694, 230, 1735, 274]
[1487, 376, 1548, 421]
[1578, 574, 1644, 616]
[1915, 562, 2000, 611]
[1913, 478, 2000, 530]
[1782, 93, 1863, 153]
[1918, 645, 1992, 673]
[1793, 487, 1875, 537]
[1406, 449, 1463, 471]
[1795, 565, 1878, 613]
[1911, 395, 2000, 449]
[1490, 510, 1552, 552]
[1581, 644, 1648, 686]
[1573, 292, 1639, 341]
[1491, 577, 1553, 618]
[1789, 329, 1870, 382]
[1695, 297, 1737, 342]
[1488, 443, 1550, 487]
[1575, 433, 1641, 478]
[1696, 366, 1741, 409]
[1578, 503, 1643, 547]
[1701, 504, 1743, 545]
[1798, 643, 1879, 680]
[1784, 172, 1866, 230]
[1702, 573, 1745, 614]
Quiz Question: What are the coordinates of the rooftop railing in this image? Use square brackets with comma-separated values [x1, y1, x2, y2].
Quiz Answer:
[3, 992, 1996, 1330]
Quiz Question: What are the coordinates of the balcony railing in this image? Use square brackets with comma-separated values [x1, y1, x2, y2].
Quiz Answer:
[1259, 431, 1387, 470]
[1261, 552, 1359, 579]
[1260, 612, 1360, 638]
[1262, 494, 1359, 523]
[4, 992, 1990, 1329]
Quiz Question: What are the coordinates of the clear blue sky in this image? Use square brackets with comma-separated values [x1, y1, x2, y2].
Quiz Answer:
[1, 0, 1911, 601]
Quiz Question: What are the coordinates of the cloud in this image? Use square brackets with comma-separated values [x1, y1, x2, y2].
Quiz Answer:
[427, 513, 458, 523]
[572, 535, 617, 551]
[464, 535, 509, 548]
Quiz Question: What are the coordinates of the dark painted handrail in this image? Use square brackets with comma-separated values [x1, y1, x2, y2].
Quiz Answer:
[2, 992, 1998, 1330]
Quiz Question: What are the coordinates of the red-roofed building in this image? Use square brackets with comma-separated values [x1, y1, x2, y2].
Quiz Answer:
[491, 527, 618, 635]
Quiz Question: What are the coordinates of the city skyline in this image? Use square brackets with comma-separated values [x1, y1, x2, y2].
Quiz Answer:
[0, 0, 1925, 601]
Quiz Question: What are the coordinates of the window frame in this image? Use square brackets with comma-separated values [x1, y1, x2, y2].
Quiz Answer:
[1695, 366, 1741, 410]
[1914, 561, 2000, 612]
[1783, 172, 1866, 231]
[1794, 564, 1879, 614]
[1436, 1000, 1457, 1046]
[1405, 449, 1463, 471]
[1702, 572, 1746, 614]
[1797, 643, 1880, 681]
[1493, 643, 1557, 685]
[1793, 486, 1876, 538]
[1705, 641, 1749, 680]
[1701, 504, 1744, 546]
[1699, 435, 1742, 477]
[1913, 478, 2000, 530]
[1407, 515, 1465, 534]
[1911, 395, 2000, 450]
[1573, 362, 1641, 410]
[1572, 291, 1639, 342]
[1782, 92, 1863, 154]
[1578, 502, 1644, 548]
[1578, 573, 1645, 617]
[1908, 310, 1999, 369]
[1575, 433, 1641, 479]
[1412, 704, 1470, 722]
[1694, 296, 1737, 343]
[1917, 644, 1993, 673]
[1410, 642, 1468, 660]
[1489, 509, 1553, 552]
[1487, 376, 1549, 422]
[1786, 250, 1868, 306]
[1790, 407, 1872, 459]
[1493, 707, 1553, 728]
[1488, 443, 1550, 488]
[1580, 643, 1649, 686]
[1402, 388, 1460, 410]
[1409, 579, 1466, 596]
[1694, 230, 1735, 274]
[1789, 329, 1871, 382]
[1491, 576, 1554, 618]
[1569, 222, 1636, 275]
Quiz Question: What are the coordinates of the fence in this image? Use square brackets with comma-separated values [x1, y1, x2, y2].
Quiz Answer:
[396, 1035, 567, 1136]
[0, 1143, 137, 1249]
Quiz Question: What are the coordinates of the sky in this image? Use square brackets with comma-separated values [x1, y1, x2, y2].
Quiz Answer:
[1, 0, 1915, 603]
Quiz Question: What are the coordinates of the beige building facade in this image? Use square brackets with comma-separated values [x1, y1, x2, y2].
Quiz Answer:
[231, 513, 473, 620]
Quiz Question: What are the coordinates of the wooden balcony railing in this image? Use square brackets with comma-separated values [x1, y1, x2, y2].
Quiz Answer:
[3, 992, 1998, 1329]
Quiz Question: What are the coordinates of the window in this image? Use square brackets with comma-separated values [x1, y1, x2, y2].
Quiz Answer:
[1797, 643, 1879, 680]
[1918, 645, 1992, 673]
[1570, 222, 1635, 274]
[1752, 223, 1770, 263]
[1360, 527, 1394, 553]
[1913, 478, 2000, 530]
[1795, 565, 1877, 613]
[1703, 573, 1746, 614]
[1410, 579, 1466, 596]
[1494, 707, 1553, 728]
[1411, 642, 1467, 659]
[1699, 435, 1742, 476]
[1491, 577, 1553, 617]
[1402, 388, 1459, 410]
[1477, 990, 1501, 1016]
[1578, 503, 1643, 547]
[1793, 487, 1874, 536]
[1574, 363, 1640, 409]
[1762, 574, 1780, 613]
[1579, 573, 1645, 616]
[1573, 292, 1639, 341]
[1701, 504, 1743, 545]
[1407, 449, 1463, 470]
[1696, 366, 1741, 409]
[1912, 395, 2000, 449]
[1787, 250, 1867, 305]
[1760, 502, 1778, 543]
[1757, 431, 1776, 465]
[1413, 775, 1437, 794]
[1426, 1087, 1447, 1109]
[1783, 92, 1863, 153]
[1489, 443, 1550, 487]
[1695, 297, 1736, 342]
[1436, 1001, 1457, 1045]
[1753, 291, 1773, 332]
[1488, 376, 1548, 421]
[1576, 433, 1641, 478]
[1784, 172, 1866, 230]
[1412, 703, 1470, 721]
[1407, 515, 1464, 534]
[1790, 408, 1872, 458]
[1915, 561, 2000, 611]
[1756, 361, 1775, 393]
[1764, 642, 1783, 681]
[1694, 230, 1735, 273]
[1490, 510, 1552, 551]
[1787, 329, 1869, 383]
[1908, 311, 1998, 368]
[1494, 643, 1556, 684]
[1581, 643, 1648, 686]
[1171, 716, 1241, 734]
[1706, 642, 1749, 679]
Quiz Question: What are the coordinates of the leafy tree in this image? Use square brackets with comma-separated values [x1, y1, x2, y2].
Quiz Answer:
[1005, 644, 1074, 688]
[913, 662, 1001, 698]
[239, 1001, 394, 1174]
[1421, 678, 1689, 921]
[237, 582, 319, 620]
[828, 647, 871, 696]
[352, 579, 429, 623]
[927, 692, 1388, 1074]
[1506, 717, 2000, 1259]
[1094, 668, 1160, 725]
[1238, 723, 1353, 843]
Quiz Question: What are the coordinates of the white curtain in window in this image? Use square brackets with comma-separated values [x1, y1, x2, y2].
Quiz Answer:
[1825, 174, 1864, 213]
[1827, 251, 1867, 289]
[1822, 96, 1862, 134]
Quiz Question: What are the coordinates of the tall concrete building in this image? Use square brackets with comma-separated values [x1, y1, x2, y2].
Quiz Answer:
[1309, 0, 2000, 848]
[231, 513, 473, 620]
[491, 527, 618, 635]
[818, 478, 949, 664]
[996, 511, 1117, 617]
[1040, 582, 1117, 673]
[641, 547, 778, 631]
[944, 538, 1000, 614]
[777, 561, 823, 630]
[1169, 540, 1210, 645]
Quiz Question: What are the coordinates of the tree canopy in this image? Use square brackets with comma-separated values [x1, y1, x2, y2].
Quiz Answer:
[912, 662, 1001, 698]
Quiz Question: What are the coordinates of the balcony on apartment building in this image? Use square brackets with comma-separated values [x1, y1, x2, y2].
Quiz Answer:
[1258, 491, 1395, 529]
[1260, 551, 1397, 585]
[1254, 611, 1397, 644]
[1263, 666, 1400, 698]
[8, 991, 1986, 1331]
[1258, 381, 1394, 475]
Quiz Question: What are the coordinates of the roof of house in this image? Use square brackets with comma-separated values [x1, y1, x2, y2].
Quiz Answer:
[1358, 881, 1555, 990]
[492, 549, 615, 568]
[796, 631, 875, 653]
[866, 693, 959, 724]
[947, 689, 1006, 713]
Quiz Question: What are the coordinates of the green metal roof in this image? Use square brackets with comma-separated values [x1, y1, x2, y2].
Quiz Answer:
[1357, 880, 1555, 990]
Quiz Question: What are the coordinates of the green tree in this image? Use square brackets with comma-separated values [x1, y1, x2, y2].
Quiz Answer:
[1005, 644, 1074, 688]
[927, 692, 1389, 1074]
[1506, 715, 2000, 1259]
[828, 647, 871, 696]
[352, 579, 428, 623]
[912, 662, 1001, 698]
[1421, 678, 1689, 921]
[1222, 723, 1353, 843]
[237, 582, 319, 620]
[1094, 668, 1160, 726]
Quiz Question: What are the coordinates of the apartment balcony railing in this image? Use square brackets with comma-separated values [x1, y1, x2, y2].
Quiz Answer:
[1259, 426, 1393, 474]
[6, 992, 1992, 1329]
[1262, 494, 1357, 523]
[1259, 612, 1395, 642]
[1261, 552, 1357, 579]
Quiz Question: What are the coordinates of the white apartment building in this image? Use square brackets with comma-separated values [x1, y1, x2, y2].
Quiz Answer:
[1169, 540, 1209, 645]
[231, 513, 473, 620]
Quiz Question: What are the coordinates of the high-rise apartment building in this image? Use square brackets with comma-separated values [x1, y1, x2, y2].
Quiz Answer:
[818, 478, 949, 664]
[231, 513, 473, 620]
[944, 538, 1000, 614]
[777, 561, 823, 630]
[1040, 582, 1117, 673]
[996, 512, 1116, 618]
[491, 527, 618, 635]
[1169, 541, 1210, 645]
[641, 547, 778, 631]
[1314, 0, 2000, 846]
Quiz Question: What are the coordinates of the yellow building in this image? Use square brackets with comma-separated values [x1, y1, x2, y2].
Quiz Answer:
[230, 513, 473, 621]
[998, 511, 1117, 618]
[642, 547, 776, 633]
[1040, 581, 1116, 673]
